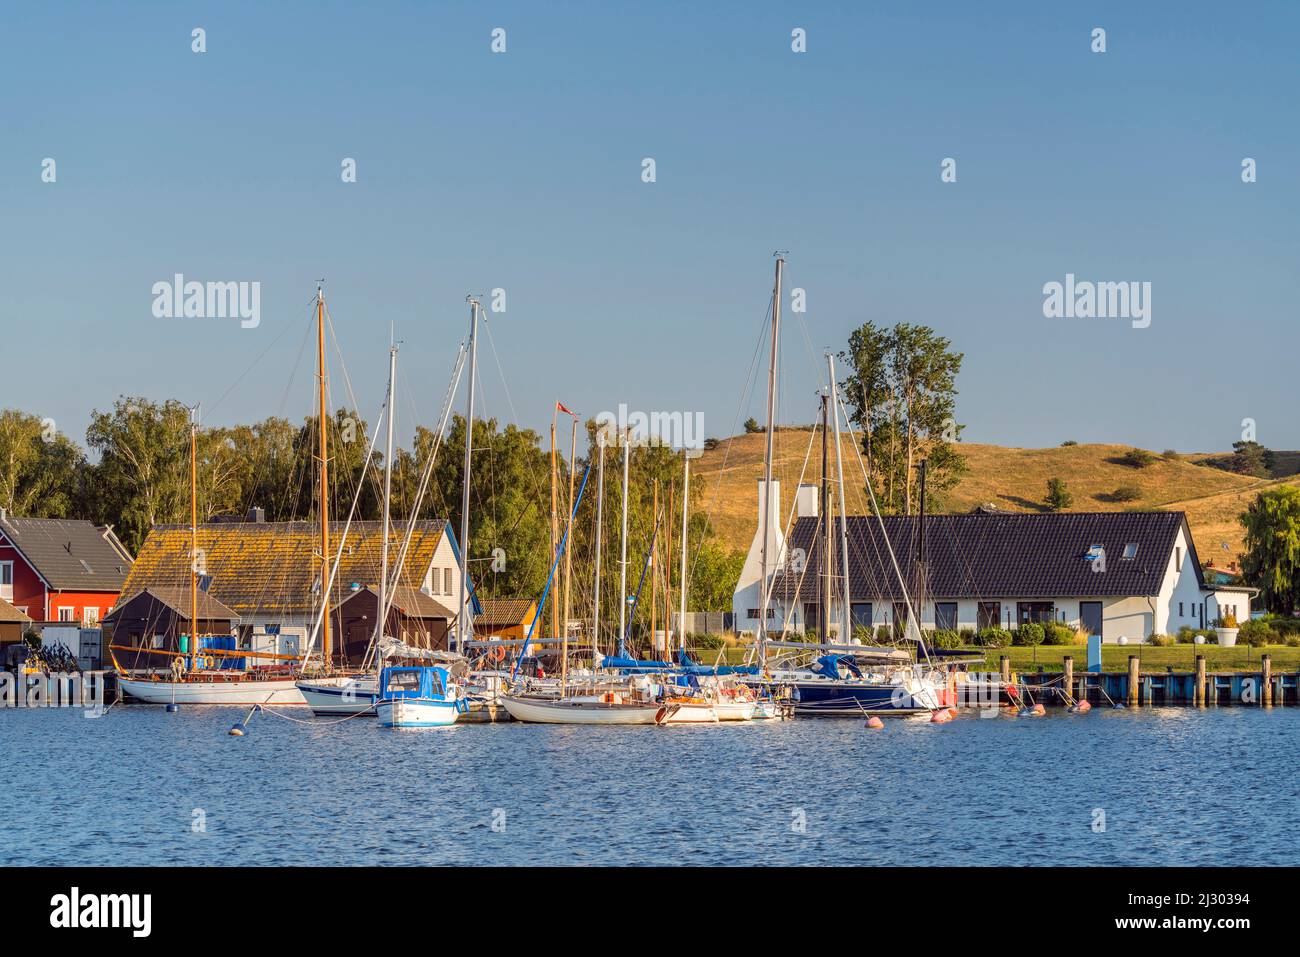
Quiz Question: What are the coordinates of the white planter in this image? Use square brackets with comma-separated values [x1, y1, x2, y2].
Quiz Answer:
[1215, 627, 1238, 648]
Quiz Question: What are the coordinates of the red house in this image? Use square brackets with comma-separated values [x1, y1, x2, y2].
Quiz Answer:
[0, 511, 134, 625]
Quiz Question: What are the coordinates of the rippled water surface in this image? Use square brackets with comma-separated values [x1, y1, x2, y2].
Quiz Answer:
[2, 705, 1295, 866]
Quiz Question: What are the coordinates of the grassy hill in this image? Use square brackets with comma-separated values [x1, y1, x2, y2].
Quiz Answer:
[693, 433, 1295, 564]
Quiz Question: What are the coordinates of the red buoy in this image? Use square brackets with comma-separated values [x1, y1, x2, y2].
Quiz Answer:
[930, 709, 952, 724]
[865, 716, 885, 729]
[1074, 700, 1092, 713]
[1032, 702, 1046, 715]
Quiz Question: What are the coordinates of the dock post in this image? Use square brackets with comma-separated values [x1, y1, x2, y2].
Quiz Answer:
[1194, 655, 1206, 706]
[1262, 655, 1273, 707]
[999, 655, 1010, 685]
[1127, 655, 1140, 707]
[1063, 656, 1074, 704]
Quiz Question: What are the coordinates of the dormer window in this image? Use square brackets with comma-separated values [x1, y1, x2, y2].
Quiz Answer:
[1122, 543, 1139, 560]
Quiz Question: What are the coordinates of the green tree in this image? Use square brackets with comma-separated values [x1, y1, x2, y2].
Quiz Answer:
[1240, 485, 1300, 614]
[85, 397, 192, 552]
[0, 410, 87, 518]
[743, 417, 762, 434]
[840, 322, 966, 514]
[1044, 477, 1073, 511]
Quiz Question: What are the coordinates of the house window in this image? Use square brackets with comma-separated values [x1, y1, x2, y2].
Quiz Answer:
[977, 602, 1001, 630]
[747, 608, 775, 621]
[1178, 602, 1184, 617]
[58, 607, 75, 622]
[934, 602, 958, 631]
[1176, 547, 1182, 569]
[444, 568, 453, 594]
[0, 560, 12, 601]
[850, 602, 873, 629]
[1122, 543, 1139, 560]
[802, 603, 819, 628]
[83, 606, 100, 626]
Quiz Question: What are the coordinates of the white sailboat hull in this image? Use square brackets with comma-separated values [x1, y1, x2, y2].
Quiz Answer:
[712, 700, 758, 721]
[660, 701, 719, 723]
[118, 676, 308, 706]
[296, 676, 377, 716]
[500, 695, 667, 725]
[377, 697, 460, 728]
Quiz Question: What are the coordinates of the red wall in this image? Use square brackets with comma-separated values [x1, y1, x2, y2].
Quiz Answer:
[0, 543, 119, 623]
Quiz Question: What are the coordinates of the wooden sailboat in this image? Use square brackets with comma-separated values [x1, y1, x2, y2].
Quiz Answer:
[112, 403, 307, 705]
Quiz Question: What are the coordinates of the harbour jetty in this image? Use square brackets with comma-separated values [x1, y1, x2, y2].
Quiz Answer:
[1001, 653, 1298, 707]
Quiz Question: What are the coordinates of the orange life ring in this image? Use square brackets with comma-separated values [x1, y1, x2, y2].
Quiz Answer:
[488, 644, 506, 664]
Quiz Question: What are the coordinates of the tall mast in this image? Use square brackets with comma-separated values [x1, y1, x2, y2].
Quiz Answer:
[820, 390, 830, 641]
[678, 454, 690, 654]
[550, 412, 558, 644]
[563, 415, 578, 664]
[376, 342, 397, 667]
[189, 404, 199, 672]
[650, 479, 659, 656]
[315, 286, 332, 668]
[592, 432, 606, 660]
[828, 354, 852, 642]
[759, 253, 784, 663]
[917, 458, 927, 626]
[617, 431, 631, 649]
[458, 297, 480, 653]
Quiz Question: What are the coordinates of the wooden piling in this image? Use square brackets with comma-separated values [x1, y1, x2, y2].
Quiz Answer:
[1194, 655, 1207, 706]
[999, 655, 1010, 684]
[1262, 655, 1273, 707]
[1127, 655, 1140, 707]
[1063, 656, 1074, 703]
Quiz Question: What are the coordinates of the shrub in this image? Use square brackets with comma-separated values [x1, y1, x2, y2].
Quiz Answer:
[957, 627, 976, 645]
[929, 629, 962, 650]
[852, 624, 874, 644]
[743, 417, 762, 434]
[1176, 625, 1197, 644]
[690, 633, 725, 650]
[1214, 614, 1238, 629]
[1045, 477, 1073, 511]
[1061, 440, 1078, 446]
[1147, 632, 1174, 646]
[875, 625, 892, 643]
[1043, 622, 1075, 645]
[975, 627, 1012, 648]
[1111, 486, 1142, 502]
[1118, 448, 1156, 468]
[1014, 623, 1045, 646]
[1237, 619, 1275, 647]
[1285, 635, 1300, 648]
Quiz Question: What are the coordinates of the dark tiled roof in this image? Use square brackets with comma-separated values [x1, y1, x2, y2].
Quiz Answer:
[772, 511, 1193, 601]
[0, 516, 133, 591]
[336, 585, 456, 620]
[104, 586, 239, 623]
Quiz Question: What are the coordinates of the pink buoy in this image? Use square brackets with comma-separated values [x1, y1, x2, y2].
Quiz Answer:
[929, 709, 952, 724]
[1074, 700, 1091, 713]
[865, 716, 885, 729]
[1032, 702, 1046, 715]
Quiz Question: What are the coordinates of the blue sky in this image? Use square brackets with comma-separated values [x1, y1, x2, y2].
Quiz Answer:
[2, 1, 1296, 454]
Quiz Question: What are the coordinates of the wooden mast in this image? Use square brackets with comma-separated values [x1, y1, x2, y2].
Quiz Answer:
[550, 409, 558, 644]
[316, 285, 332, 668]
[188, 404, 199, 672]
[562, 412, 577, 683]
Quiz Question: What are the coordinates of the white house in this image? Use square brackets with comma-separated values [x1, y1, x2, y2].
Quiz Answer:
[733, 482, 1254, 643]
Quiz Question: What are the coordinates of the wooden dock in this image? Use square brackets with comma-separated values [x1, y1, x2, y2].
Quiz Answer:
[1008, 654, 1299, 707]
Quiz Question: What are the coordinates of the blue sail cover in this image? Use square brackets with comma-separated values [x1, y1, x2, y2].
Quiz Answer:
[672, 647, 759, 677]
[813, 654, 862, 679]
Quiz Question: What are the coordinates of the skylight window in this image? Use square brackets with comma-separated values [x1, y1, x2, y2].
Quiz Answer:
[1122, 543, 1139, 560]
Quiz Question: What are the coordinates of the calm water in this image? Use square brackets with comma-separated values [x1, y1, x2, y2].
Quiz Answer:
[2, 704, 1295, 866]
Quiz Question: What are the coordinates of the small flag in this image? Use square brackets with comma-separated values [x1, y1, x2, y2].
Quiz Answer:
[556, 401, 578, 417]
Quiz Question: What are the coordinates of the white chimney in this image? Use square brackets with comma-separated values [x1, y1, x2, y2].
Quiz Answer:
[756, 479, 781, 531]
[796, 483, 818, 519]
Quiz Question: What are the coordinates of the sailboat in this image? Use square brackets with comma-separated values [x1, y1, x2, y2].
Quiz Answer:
[111, 403, 307, 705]
[743, 340, 944, 716]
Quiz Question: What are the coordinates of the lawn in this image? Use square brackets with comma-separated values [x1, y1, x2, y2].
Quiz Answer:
[688, 642, 1300, 673]
[962, 644, 1300, 674]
